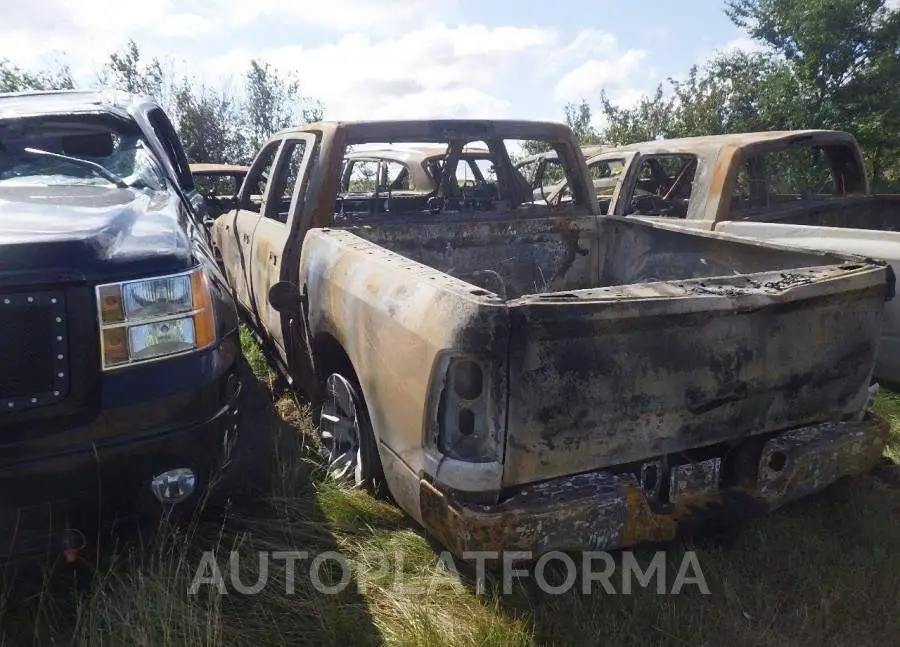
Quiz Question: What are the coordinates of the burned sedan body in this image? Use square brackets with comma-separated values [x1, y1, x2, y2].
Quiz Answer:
[0, 91, 254, 560]
[215, 119, 892, 558]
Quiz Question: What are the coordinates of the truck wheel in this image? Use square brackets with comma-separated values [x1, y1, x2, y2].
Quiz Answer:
[319, 372, 386, 496]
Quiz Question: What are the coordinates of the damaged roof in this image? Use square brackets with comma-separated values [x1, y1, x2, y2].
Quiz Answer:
[345, 145, 492, 164]
[0, 89, 150, 120]
[593, 130, 859, 159]
[280, 119, 579, 145]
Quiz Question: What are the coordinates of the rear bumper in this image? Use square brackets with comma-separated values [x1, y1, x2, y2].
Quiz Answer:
[420, 413, 890, 557]
[874, 333, 900, 386]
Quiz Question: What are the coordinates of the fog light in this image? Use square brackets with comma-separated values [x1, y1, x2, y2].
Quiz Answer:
[150, 468, 197, 504]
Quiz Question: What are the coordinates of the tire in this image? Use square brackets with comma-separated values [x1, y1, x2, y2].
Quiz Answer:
[318, 372, 387, 496]
[201, 357, 275, 513]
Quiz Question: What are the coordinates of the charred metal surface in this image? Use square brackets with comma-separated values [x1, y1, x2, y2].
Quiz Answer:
[298, 225, 512, 509]
[420, 469, 630, 556]
[669, 457, 721, 503]
[421, 413, 889, 557]
[757, 416, 890, 504]
[309, 213, 889, 492]
[502, 275, 886, 485]
[302, 206, 890, 494]
[598, 215, 868, 284]
[346, 215, 600, 299]
[589, 130, 900, 383]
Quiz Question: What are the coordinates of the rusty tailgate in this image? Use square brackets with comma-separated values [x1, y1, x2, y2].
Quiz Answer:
[501, 264, 889, 487]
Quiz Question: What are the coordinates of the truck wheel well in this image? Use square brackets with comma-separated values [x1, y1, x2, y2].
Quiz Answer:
[315, 333, 358, 385]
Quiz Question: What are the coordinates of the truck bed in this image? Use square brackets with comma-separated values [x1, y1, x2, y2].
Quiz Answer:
[349, 213, 883, 299]
[746, 194, 900, 231]
[340, 214, 892, 487]
[714, 194, 900, 384]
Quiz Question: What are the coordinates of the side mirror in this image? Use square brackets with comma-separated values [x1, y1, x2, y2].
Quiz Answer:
[269, 281, 301, 314]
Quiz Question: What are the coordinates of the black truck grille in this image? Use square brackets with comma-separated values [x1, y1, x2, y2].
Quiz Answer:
[0, 291, 70, 412]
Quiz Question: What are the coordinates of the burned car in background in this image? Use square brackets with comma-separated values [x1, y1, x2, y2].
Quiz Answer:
[191, 162, 250, 219]
[546, 130, 900, 385]
[0, 90, 255, 560]
[515, 143, 614, 203]
[214, 118, 891, 558]
[340, 144, 508, 210]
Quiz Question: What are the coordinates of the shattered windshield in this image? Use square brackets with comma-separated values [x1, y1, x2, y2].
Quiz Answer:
[0, 116, 165, 191]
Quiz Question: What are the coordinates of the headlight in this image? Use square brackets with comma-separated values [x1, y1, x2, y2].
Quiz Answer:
[96, 268, 216, 370]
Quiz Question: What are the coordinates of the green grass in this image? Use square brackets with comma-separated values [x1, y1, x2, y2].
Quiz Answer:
[1, 330, 899, 647]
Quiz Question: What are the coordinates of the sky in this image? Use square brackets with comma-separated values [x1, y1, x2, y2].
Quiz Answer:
[1, 0, 761, 125]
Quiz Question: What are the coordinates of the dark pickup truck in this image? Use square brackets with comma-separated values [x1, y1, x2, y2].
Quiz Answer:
[0, 90, 253, 560]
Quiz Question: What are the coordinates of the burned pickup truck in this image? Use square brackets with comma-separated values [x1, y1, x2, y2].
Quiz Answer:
[550, 131, 900, 385]
[0, 91, 253, 560]
[214, 119, 892, 557]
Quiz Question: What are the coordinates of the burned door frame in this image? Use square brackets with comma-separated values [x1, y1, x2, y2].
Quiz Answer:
[223, 139, 282, 317]
[611, 151, 711, 226]
[249, 133, 319, 365]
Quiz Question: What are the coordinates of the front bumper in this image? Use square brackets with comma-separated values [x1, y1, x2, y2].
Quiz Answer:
[0, 344, 246, 560]
[420, 413, 890, 557]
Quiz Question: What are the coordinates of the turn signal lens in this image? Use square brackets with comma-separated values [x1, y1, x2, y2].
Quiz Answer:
[191, 269, 216, 348]
[102, 327, 129, 366]
[99, 284, 125, 324]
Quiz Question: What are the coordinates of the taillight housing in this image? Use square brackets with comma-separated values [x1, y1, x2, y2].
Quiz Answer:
[429, 354, 501, 463]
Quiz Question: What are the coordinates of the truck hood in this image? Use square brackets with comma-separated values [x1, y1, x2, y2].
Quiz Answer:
[0, 184, 194, 284]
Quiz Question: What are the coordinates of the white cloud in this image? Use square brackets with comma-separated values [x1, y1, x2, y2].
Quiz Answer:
[886, 0, 900, 10]
[717, 36, 764, 55]
[553, 47, 653, 105]
[208, 23, 556, 120]
[156, 13, 212, 38]
[208, 0, 435, 33]
[209, 24, 656, 122]
[1, 0, 214, 81]
[1, 2, 660, 128]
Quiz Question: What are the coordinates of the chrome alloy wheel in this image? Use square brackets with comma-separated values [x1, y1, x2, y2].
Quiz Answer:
[319, 373, 364, 484]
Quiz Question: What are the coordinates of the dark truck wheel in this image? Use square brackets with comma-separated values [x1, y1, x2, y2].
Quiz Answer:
[200, 358, 275, 512]
[318, 372, 386, 496]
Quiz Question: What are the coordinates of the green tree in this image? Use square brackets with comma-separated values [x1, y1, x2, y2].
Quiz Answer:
[594, 0, 900, 189]
[564, 100, 604, 145]
[0, 59, 74, 92]
[519, 99, 605, 157]
[173, 81, 246, 164]
[98, 39, 166, 100]
[725, 0, 900, 186]
[243, 59, 323, 154]
[597, 84, 678, 144]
